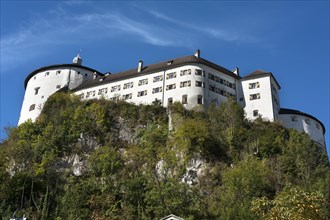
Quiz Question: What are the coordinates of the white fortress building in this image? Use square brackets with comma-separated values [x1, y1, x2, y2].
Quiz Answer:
[18, 50, 326, 149]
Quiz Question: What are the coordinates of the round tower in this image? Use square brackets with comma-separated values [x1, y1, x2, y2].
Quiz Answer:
[279, 108, 326, 149]
[18, 54, 102, 125]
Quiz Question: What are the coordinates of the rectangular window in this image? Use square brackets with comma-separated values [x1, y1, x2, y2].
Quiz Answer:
[197, 95, 203, 104]
[182, 95, 188, 104]
[152, 86, 163, 94]
[209, 73, 215, 80]
[86, 90, 96, 98]
[98, 88, 108, 95]
[111, 85, 121, 92]
[138, 78, 148, 86]
[195, 81, 204, 87]
[180, 69, 191, 76]
[56, 85, 61, 89]
[253, 110, 259, 117]
[168, 97, 173, 105]
[153, 75, 163, 82]
[110, 96, 120, 102]
[249, 93, 261, 100]
[123, 93, 132, 100]
[34, 87, 40, 95]
[195, 69, 205, 76]
[123, 82, 133, 89]
[227, 82, 236, 89]
[137, 90, 148, 97]
[215, 76, 221, 83]
[180, 80, 191, 88]
[79, 93, 84, 99]
[166, 83, 176, 90]
[166, 72, 176, 79]
[249, 82, 260, 89]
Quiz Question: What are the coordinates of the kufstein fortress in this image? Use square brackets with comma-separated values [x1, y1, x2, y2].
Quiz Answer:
[18, 50, 326, 149]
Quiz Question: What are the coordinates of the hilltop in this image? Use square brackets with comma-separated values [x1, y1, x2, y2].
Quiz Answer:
[1, 93, 329, 219]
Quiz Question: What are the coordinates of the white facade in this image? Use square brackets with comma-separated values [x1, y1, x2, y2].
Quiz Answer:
[238, 71, 280, 121]
[18, 55, 101, 124]
[279, 109, 326, 148]
[18, 51, 326, 149]
[74, 63, 236, 109]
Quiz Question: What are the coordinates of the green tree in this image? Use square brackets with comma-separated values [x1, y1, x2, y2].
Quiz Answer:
[251, 186, 327, 220]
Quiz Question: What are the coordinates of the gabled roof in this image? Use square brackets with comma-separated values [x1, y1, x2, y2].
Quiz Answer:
[160, 214, 184, 220]
[279, 108, 325, 134]
[72, 55, 238, 91]
[24, 64, 103, 89]
[241, 69, 281, 89]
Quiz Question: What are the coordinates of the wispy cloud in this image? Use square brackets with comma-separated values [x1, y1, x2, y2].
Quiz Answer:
[0, 2, 259, 73]
[73, 12, 178, 46]
[148, 9, 256, 43]
[1, 5, 187, 72]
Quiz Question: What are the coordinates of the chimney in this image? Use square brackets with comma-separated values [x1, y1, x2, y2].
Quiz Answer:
[93, 72, 97, 79]
[138, 60, 143, 73]
[233, 67, 239, 76]
[194, 49, 200, 58]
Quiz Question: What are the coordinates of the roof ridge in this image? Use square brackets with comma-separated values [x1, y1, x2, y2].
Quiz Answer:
[73, 54, 238, 91]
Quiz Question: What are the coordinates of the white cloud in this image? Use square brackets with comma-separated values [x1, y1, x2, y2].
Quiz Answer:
[147, 9, 257, 43]
[1, 6, 188, 72]
[0, 3, 259, 73]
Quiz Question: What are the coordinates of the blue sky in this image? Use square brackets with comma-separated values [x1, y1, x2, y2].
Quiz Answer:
[1, 1, 329, 156]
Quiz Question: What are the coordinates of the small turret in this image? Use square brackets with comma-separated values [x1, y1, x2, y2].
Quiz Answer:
[73, 53, 83, 65]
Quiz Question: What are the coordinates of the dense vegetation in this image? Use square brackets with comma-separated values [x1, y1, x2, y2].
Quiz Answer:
[1, 93, 329, 220]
